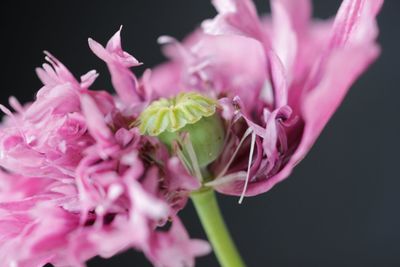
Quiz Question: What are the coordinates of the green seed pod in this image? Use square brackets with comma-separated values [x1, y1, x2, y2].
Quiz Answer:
[138, 92, 225, 167]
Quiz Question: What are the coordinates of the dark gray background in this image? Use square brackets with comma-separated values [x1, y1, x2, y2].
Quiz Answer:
[1, 1, 398, 266]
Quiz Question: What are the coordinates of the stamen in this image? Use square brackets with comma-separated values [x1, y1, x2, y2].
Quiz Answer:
[176, 145, 194, 175]
[238, 131, 256, 204]
[181, 133, 203, 182]
[216, 127, 253, 179]
[205, 171, 247, 187]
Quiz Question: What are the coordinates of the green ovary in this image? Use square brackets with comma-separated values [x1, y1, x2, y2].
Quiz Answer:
[159, 113, 225, 167]
[138, 92, 225, 167]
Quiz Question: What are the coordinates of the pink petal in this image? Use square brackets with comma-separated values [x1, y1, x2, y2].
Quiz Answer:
[195, 34, 267, 107]
[147, 217, 211, 267]
[267, 51, 288, 108]
[204, 0, 265, 42]
[272, 0, 312, 34]
[330, 0, 383, 49]
[247, 44, 380, 196]
[80, 93, 113, 145]
[35, 52, 80, 89]
[89, 28, 142, 105]
[271, 0, 297, 77]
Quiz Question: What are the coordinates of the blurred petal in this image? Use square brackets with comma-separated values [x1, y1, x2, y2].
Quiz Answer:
[271, 0, 297, 77]
[272, 0, 311, 33]
[330, 0, 383, 48]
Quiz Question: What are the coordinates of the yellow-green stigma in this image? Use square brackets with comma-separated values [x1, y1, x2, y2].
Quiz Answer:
[138, 92, 225, 168]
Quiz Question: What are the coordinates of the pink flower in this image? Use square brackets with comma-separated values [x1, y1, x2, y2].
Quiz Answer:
[0, 39, 208, 266]
[150, 0, 382, 200]
[0, 0, 382, 266]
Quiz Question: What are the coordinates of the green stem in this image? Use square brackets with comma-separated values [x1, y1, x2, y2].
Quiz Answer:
[191, 189, 246, 267]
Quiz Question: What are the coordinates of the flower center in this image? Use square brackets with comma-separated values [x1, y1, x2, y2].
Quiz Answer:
[138, 92, 225, 168]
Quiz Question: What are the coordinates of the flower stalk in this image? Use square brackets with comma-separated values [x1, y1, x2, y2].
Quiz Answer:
[191, 189, 246, 267]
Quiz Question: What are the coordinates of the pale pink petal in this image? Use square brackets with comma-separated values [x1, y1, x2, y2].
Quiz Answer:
[80, 93, 113, 146]
[149, 61, 183, 99]
[89, 28, 142, 105]
[268, 51, 288, 108]
[167, 157, 201, 191]
[106, 28, 141, 67]
[26, 84, 80, 121]
[147, 217, 211, 267]
[125, 170, 169, 220]
[194, 34, 267, 107]
[203, 0, 266, 43]
[271, 0, 297, 77]
[272, 0, 312, 34]
[35, 52, 80, 89]
[80, 70, 99, 89]
[330, 0, 383, 49]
